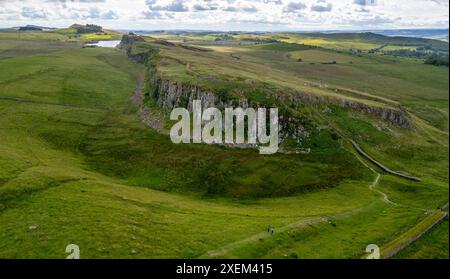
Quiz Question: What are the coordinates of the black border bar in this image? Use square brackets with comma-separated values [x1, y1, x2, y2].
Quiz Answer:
[1, 259, 448, 278]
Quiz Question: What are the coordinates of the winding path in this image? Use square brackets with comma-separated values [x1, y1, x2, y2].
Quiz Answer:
[130, 76, 445, 259]
[199, 169, 386, 258]
[132, 74, 164, 132]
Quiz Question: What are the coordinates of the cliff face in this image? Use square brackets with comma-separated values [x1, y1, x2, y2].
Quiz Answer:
[339, 100, 412, 129]
[149, 78, 311, 143]
[120, 35, 413, 132]
[279, 91, 413, 129]
[119, 34, 144, 45]
[119, 34, 149, 64]
[153, 79, 241, 111]
[152, 78, 412, 129]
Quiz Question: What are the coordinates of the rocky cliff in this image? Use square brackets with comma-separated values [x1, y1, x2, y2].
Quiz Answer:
[120, 35, 413, 136]
[278, 90, 413, 129]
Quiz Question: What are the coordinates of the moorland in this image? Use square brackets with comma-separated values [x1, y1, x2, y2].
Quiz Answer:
[0, 25, 448, 258]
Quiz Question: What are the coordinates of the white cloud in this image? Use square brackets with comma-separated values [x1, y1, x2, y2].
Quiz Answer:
[21, 7, 48, 19]
[0, 0, 448, 31]
[283, 2, 307, 13]
[311, 0, 332, 12]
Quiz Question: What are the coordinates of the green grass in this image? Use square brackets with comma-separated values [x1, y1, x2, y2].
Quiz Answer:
[249, 42, 313, 52]
[394, 219, 449, 259]
[289, 49, 357, 64]
[0, 30, 448, 258]
[142, 37, 448, 125]
[80, 106, 366, 198]
[380, 210, 447, 258]
[206, 202, 425, 259]
[0, 96, 382, 258]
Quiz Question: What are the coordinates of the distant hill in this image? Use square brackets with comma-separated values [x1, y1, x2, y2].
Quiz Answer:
[369, 29, 449, 40]
[70, 24, 103, 34]
[298, 32, 449, 52]
[13, 25, 55, 31]
[19, 26, 42, 31]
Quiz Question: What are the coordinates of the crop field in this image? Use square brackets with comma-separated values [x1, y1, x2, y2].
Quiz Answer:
[0, 28, 448, 259]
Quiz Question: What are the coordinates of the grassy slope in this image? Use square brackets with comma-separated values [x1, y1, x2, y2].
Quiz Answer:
[379, 210, 447, 258]
[393, 219, 449, 259]
[0, 31, 448, 258]
[132, 34, 449, 258]
[136, 36, 448, 182]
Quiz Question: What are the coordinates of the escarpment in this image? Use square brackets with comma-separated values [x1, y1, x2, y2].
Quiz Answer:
[120, 35, 413, 134]
[119, 34, 151, 64]
[278, 90, 413, 129]
[148, 78, 308, 143]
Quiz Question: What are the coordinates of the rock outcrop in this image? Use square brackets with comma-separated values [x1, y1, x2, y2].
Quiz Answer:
[119, 34, 144, 46]
[121, 34, 413, 131]
[279, 90, 413, 129]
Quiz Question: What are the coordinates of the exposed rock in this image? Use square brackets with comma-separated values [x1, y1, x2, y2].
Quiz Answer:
[123, 39, 414, 154]
[119, 34, 150, 64]
[154, 80, 225, 111]
[150, 78, 307, 143]
[280, 90, 413, 129]
[29, 224, 38, 230]
[70, 24, 102, 34]
[119, 34, 144, 46]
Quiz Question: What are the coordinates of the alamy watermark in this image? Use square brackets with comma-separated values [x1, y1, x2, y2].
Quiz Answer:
[365, 244, 380, 259]
[65, 244, 80, 259]
[170, 100, 279, 154]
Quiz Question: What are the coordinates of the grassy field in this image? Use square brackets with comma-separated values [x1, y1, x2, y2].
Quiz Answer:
[394, 219, 449, 259]
[0, 30, 448, 258]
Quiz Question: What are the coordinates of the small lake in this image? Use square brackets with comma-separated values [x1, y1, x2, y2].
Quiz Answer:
[84, 40, 121, 48]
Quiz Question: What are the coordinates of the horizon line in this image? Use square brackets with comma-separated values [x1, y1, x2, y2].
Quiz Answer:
[1, 24, 449, 34]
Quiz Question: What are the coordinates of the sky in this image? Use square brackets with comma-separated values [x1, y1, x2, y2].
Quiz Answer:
[0, 0, 449, 31]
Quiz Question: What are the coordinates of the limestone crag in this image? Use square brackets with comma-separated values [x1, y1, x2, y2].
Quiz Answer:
[121, 34, 413, 134]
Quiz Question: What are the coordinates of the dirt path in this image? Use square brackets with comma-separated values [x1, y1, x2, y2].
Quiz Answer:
[200, 216, 328, 258]
[200, 207, 377, 258]
[130, 77, 443, 259]
[348, 132, 446, 258]
[132, 74, 164, 132]
[199, 171, 383, 258]
[351, 151, 398, 205]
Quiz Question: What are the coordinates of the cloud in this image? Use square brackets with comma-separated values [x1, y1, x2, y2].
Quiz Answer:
[263, 0, 283, 4]
[353, 0, 377, 6]
[0, 0, 448, 31]
[223, 6, 239, 12]
[355, 7, 370, 13]
[101, 9, 118, 19]
[0, 7, 19, 20]
[311, 0, 332, 12]
[222, 2, 258, 13]
[45, 0, 106, 2]
[193, 1, 219, 11]
[146, 0, 189, 12]
[142, 10, 165, 19]
[242, 5, 258, 12]
[21, 7, 47, 19]
[346, 15, 397, 26]
[283, 2, 307, 13]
